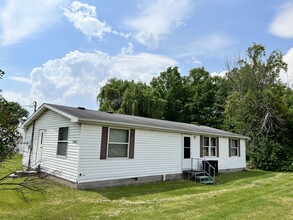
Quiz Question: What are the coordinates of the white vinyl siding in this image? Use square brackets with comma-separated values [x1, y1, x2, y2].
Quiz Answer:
[196, 137, 246, 171]
[78, 124, 182, 183]
[22, 110, 80, 182]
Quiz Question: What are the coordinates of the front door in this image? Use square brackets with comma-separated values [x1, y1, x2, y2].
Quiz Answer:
[182, 135, 192, 170]
[35, 130, 44, 164]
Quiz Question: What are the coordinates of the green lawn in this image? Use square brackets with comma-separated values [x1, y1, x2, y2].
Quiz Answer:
[0, 156, 292, 220]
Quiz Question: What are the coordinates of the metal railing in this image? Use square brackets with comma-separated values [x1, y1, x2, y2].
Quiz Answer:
[191, 158, 216, 181]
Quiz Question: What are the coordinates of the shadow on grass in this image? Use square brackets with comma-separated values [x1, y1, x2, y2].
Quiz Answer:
[88, 179, 199, 200]
[216, 169, 274, 185]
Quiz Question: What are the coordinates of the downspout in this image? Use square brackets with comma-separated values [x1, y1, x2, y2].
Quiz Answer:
[27, 101, 37, 170]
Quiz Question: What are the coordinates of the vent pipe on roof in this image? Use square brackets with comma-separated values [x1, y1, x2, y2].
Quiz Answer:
[77, 107, 86, 110]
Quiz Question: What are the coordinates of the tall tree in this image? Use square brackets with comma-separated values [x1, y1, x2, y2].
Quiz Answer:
[150, 67, 187, 121]
[224, 44, 292, 171]
[183, 67, 231, 128]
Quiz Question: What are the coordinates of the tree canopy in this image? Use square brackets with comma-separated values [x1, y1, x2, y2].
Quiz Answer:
[224, 44, 293, 171]
[97, 44, 293, 171]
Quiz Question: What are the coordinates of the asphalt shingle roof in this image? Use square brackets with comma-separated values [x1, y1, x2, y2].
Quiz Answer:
[46, 103, 248, 139]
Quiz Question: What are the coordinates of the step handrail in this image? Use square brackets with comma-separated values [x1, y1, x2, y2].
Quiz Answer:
[191, 158, 216, 181]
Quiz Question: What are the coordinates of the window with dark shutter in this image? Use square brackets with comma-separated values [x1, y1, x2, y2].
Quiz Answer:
[238, 139, 241, 157]
[101, 127, 136, 159]
[202, 136, 217, 157]
[229, 138, 231, 157]
[200, 135, 203, 157]
[129, 129, 135, 159]
[230, 138, 240, 157]
[216, 137, 219, 157]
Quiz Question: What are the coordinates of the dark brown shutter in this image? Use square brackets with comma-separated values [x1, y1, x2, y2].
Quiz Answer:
[238, 139, 241, 157]
[200, 135, 203, 157]
[129, 129, 135, 159]
[228, 138, 231, 157]
[100, 127, 108, 159]
[216, 137, 219, 157]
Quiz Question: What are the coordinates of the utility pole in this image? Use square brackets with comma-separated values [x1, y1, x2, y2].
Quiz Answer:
[27, 101, 37, 170]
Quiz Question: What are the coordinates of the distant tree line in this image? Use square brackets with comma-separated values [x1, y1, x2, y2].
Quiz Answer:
[98, 44, 293, 171]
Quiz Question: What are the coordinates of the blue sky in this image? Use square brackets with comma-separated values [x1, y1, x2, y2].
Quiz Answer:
[1, 0, 293, 114]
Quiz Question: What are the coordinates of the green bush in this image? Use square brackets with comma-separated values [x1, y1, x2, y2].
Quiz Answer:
[250, 138, 293, 171]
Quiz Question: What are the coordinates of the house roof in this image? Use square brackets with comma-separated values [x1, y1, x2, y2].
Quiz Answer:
[23, 103, 249, 139]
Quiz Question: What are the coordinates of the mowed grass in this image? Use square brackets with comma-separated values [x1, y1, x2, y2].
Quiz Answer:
[0, 156, 292, 220]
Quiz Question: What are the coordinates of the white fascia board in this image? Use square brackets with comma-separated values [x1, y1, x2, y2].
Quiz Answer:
[77, 118, 249, 140]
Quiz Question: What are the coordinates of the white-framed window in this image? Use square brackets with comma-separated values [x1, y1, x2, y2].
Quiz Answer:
[57, 127, 68, 156]
[203, 136, 217, 157]
[231, 139, 239, 156]
[108, 128, 129, 158]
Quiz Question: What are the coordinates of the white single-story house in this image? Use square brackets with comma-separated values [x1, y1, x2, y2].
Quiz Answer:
[22, 103, 248, 189]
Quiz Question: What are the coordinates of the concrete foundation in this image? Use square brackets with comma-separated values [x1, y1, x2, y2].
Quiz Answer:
[77, 173, 183, 190]
[218, 167, 246, 173]
[24, 167, 246, 190]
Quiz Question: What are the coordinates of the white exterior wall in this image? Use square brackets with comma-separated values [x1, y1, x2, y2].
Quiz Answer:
[22, 110, 81, 182]
[193, 136, 246, 170]
[217, 138, 246, 170]
[77, 124, 183, 183]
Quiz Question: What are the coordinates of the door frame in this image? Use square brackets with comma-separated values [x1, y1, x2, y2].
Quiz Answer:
[182, 134, 192, 170]
[35, 130, 45, 164]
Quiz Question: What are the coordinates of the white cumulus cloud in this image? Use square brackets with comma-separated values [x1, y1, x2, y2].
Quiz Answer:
[63, 1, 129, 40]
[0, 0, 64, 46]
[125, 0, 192, 49]
[5, 48, 177, 109]
[270, 2, 293, 38]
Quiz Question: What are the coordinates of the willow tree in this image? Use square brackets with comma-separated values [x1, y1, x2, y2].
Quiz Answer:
[97, 79, 165, 118]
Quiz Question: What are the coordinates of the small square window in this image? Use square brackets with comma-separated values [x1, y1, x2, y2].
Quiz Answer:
[211, 147, 216, 156]
[184, 148, 190, 159]
[231, 148, 238, 156]
[204, 137, 209, 146]
[58, 127, 68, 141]
[203, 147, 209, 156]
[211, 137, 216, 146]
[232, 139, 238, 148]
[108, 144, 128, 157]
